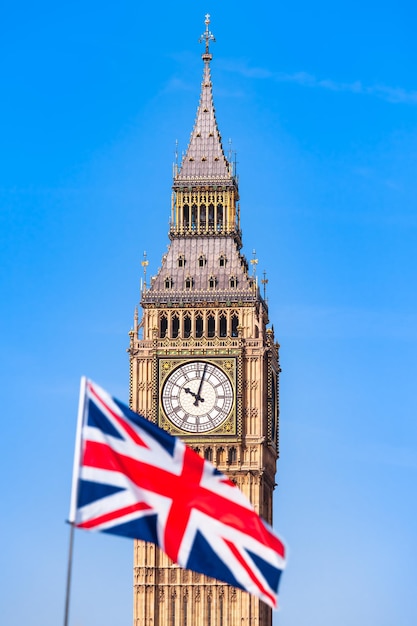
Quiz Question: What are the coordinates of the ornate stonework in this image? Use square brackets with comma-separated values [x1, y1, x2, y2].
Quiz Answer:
[129, 15, 280, 626]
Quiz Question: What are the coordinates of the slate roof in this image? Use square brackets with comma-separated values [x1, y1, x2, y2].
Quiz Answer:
[142, 236, 257, 306]
[174, 58, 232, 184]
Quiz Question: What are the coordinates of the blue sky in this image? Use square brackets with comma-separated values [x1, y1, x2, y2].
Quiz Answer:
[1, 1, 416, 625]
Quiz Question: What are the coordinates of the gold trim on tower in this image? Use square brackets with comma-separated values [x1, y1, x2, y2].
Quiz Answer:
[158, 357, 237, 437]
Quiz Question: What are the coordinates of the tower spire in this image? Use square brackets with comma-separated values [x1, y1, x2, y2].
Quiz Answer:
[175, 14, 232, 183]
[170, 15, 240, 242]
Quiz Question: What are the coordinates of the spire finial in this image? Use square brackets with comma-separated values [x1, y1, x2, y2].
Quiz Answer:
[199, 13, 215, 59]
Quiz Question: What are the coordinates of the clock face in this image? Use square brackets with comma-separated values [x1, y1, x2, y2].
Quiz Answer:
[161, 361, 234, 433]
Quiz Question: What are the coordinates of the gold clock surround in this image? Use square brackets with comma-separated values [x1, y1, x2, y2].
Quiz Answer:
[158, 357, 237, 436]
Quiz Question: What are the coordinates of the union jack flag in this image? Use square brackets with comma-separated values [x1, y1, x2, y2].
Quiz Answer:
[69, 378, 286, 608]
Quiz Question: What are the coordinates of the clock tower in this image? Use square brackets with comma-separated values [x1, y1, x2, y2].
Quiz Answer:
[129, 15, 280, 626]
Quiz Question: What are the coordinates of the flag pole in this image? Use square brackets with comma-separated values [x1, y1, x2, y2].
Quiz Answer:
[64, 376, 87, 626]
[64, 522, 75, 626]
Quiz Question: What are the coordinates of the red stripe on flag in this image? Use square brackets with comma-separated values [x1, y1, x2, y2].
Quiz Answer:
[82, 440, 285, 560]
[77, 501, 152, 530]
[163, 445, 205, 561]
[225, 538, 277, 608]
[87, 382, 148, 448]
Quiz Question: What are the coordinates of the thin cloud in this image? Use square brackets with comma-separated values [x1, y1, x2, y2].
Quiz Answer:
[163, 75, 245, 99]
[163, 77, 196, 93]
[220, 60, 417, 105]
[277, 305, 417, 340]
[356, 441, 417, 471]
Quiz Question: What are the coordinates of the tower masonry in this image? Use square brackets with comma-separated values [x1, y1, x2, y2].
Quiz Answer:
[128, 15, 281, 626]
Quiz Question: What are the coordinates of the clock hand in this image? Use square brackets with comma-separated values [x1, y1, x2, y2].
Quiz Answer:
[193, 363, 208, 406]
[184, 386, 205, 404]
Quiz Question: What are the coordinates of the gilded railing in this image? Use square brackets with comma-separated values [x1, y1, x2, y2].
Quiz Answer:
[141, 287, 265, 307]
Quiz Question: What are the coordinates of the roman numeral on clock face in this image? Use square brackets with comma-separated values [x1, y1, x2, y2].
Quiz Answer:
[162, 360, 234, 433]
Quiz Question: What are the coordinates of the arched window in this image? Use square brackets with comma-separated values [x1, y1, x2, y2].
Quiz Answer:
[159, 314, 168, 338]
[216, 447, 225, 464]
[228, 447, 237, 464]
[219, 594, 224, 626]
[178, 255, 185, 268]
[217, 203, 223, 231]
[219, 255, 226, 267]
[185, 276, 193, 290]
[208, 276, 216, 290]
[183, 204, 189, 229]
[208, 203, 214, 229]
[229, 275, 237, 288]
[184, 314, 191, 338]
[172, 314, 179, 338]
[170, 592, 176, 626]
[183, 593, 188, 626]
[165, 276, 173, 289]
[200, 204, 206, 229]
[208, 314, 215, 338]
[195, 313, 203, 338]
[207, 595, 212, 626]
[191, 204, 197, 230]
[231, 313, 239, 337]
[198, 254, 206, 267]
[219, 313, 227, 337]
[204, 448, 213, 462]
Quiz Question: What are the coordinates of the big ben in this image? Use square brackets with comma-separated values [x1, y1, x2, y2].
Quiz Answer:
[129, 15, 281, 626]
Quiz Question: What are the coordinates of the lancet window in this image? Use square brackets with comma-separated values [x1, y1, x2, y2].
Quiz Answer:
[207, 594, 212, 626]
[191, 204, 197, 230]
[217, 204, 223, 231]
[183, 204, 189, 230]
[219, 312, 227, 337]
[183, 593, 188, 626]
[207, 312, 215, 338]
[178, 254, 185, 267]
[185, 276, 193, 290]
[219, 254, 226, 267]
[184, 314, 191, 338]
[164, 276, 173, 289]
[208, 203, 215, 229]
[216, 447, 225, 464]
[228, 447, 237, 464]
[159, 310, 241, 340]
[219, 594, 224, 626]
[159, 314, 168, 338]
[198, 254, 206, 267]
[229, 275, 237, 288]
[208, 275, 216, 290]
[231, 313, 239, 337]
[171, 314, 179, 339]
[170, 592, 176, 626]
[195, 312, 203, 338]
[200, 204, 206, 229]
